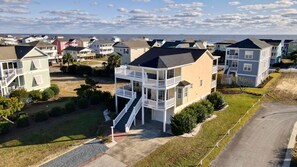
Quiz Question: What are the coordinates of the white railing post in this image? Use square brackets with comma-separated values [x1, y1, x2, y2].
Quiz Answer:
[125, 104, 127, 113]
[111, 126, 115, 143]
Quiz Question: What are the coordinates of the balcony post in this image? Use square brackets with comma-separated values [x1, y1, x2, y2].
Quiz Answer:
[163, 109, 167, 132]
[131, 80, 134, 94]
[156, 90, 159, 109]
[164, 70, 167, 109]
[141, 68, 145, 125]
[115, 95, 118, 114]
[156, 70, 159, 87]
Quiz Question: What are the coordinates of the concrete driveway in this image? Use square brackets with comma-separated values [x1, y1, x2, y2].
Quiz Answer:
[211, 102, 297, 167]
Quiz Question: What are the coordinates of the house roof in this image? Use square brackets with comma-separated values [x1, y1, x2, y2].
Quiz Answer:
[284, 40, 294, 43]
[99, 40, 114, 44]
[26, 41, 55, 47]
[260, 39, 282, 46]
[114, 40, 150, 48]
[79, 38, 91, 42]
[0, 46, 35, 60]
[177, 80, 191, 87]
[161, 41, 181, 48]
[215, 40, 237, 45]
[147, 41, 157, 47]
[63, 46, 86, 51]
[129, 47, 208, 68]
[228, 38, 271, 49]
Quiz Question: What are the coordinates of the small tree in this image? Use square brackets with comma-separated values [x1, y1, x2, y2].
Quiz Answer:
[0, 97, 24, 123]
[62, 53, 74, 71]
[29, 90, 42, 101]
[106, 53, 121, 70]
[9, 88, 29, 102]
[50, 84, 60, 96]
[75, 77, 101, 98]
[171, 110, 197, 135]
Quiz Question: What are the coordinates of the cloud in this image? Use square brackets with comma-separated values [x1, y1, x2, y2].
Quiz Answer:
[132, 0, 150, 2]
[0, 0, 31, 4]
[163, 0, 174, 3]
[238, 0, 296, 10]
[117, 8, 129, 13]
[91, 1, 99, 6]
[108, 4, 114, 8]
[0, 5, 29, 14]
[228, 1, 240, 6]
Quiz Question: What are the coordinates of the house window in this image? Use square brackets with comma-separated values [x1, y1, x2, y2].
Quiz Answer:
[33, 75, 43, 86]
[167, 69, 174, 78]
[159, 90, 165, 100]
[245, 51, 253, 59]
[243, 64, 252, 71]
[177, 88, 182, 99]
[3, 63, 7, 70]
[184, 88, 188, 97]
[200, 80, 203, 86]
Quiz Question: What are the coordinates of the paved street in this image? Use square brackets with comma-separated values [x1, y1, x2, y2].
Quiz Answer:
[41, 139, 108, 167]
[211, 102, 297, 167]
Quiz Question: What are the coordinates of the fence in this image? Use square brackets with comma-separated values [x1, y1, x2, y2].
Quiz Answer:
[197, 95, 265, 166]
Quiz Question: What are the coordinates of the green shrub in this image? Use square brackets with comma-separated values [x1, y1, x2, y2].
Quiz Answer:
[207, 92, 225, 110]
[49, 106, 64, 117]
[42, 88, 55, 101]
[50, 84, 60, 96]
[34, 111, 49, 122]
[194, 103, 208, 123]
[90, 92, 100, 105]
[29, 90, 43, 101]
[16, 113, 30, 127]
[171, 110, 197, 135]
[200, 100, 214, 116]
[60, 66, 67, 73]
[68, 64, 77, 74]
[0, 122, 11, 135]
[9, 88, 29, 102]
[76, 65, 92, 76]
[77, 98, 89, 109]
[65, 101, 76, 113]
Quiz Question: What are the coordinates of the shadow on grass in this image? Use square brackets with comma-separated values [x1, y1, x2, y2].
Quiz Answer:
[0, 105, 107, 149]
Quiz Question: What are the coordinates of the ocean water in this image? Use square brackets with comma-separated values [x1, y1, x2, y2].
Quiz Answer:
[5, 34, 297, 43]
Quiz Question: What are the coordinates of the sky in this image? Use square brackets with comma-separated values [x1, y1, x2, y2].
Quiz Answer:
[0, 0, 297, 34]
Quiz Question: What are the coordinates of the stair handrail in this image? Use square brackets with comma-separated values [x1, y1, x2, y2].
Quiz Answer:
[1, 69, 17, 87]
[125, 96, 142, 132]
[113, 92, 136, 127]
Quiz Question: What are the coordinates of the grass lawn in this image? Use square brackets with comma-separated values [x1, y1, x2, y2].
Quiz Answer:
[74, 61, 103, 66]
[135, 94, 261, 167]
[229, 73, 281, 95]
[0, 109, 103, 167]
[95, 57, 108, 61]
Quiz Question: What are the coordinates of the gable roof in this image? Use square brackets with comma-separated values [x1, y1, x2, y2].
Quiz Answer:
[0, 46, 35, 60]
[26, 41, 55, 47]
[147, 41, 157, 47]
[284, 39, 294, 43]
[129, 47, 209, 68]
[63, 46, 86, 52]
[260, 39, 281, 46]
[161, 41, 181, 48]
[228, 38, 271, 49]
[114, 40, 150, 48]
[215, 40, 237, 45]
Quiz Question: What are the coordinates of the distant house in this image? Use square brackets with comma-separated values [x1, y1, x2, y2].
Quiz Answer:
[26, 41, 60, 64]
[2, 36, 18, 45]
[222, 38, 271, 87]
[113, 40, 150, 65]
[147, 41, 162, 48]
[113, 47, 219, 132]
[21, 35, 49, 44]
[282, 40, 293, 56]
[52, 38, 80, 55]
[0, 46, 51, 96]
[214, 40, 237, 51]
[151, 39, 166, 46]
[77, 38, 91, 47]
[260, 39, 282, 64]
[287, 40, 297, 56]
[112, 36, 121, 43]
[161, 40, 206, 49]
[89, 40, 114, 55]
[63, 46, 95, 60]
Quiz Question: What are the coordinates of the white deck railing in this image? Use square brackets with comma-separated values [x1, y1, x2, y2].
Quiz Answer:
[144, 98, 175, 110]
[116, 87, 133, 99]
[144, 76, 181, 88]
[227, 55, 239, 59]
[125, 97, 142, 132]
[115, 66, 142, 79]
[0, 69, 23, 87]
[113, 92, 136, 127]
[212, 66, 218, 74]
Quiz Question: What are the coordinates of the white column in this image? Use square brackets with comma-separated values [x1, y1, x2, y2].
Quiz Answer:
[164, 70, 167, 109]
[163, 109, 167, 132]
[115, 76, 118, 113]
[141, 68, 145, 125]
[17, 76, 20, 87]
[131, 80, 134, 94]
[156, 89, 159, 109]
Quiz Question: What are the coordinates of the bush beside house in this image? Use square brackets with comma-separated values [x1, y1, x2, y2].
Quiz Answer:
[171, 92, 225, 136]
[0, 121, 11, 135]
[42, 88, 55, 101]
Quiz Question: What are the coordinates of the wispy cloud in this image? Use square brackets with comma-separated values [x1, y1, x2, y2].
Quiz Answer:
[238, 0, 296, 10]
[228, 1, 240, 6]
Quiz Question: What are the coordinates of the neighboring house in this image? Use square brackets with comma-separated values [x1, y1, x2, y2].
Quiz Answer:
[77, 38, 91, 47]
[147, 41, 162, 48]
[282, 40, 293, 56]
[151, 39, 166, 46]
[222, 38, 272, 87]
[27, 41, 60, 64]
[207, 44, 215, 53]
[112, 36, 121, 43]
[52, 38, 80, 55]
[63, 46, 95, 60]
[21, 35, 49, 44]
[214, 40, 237, 51]
[2, 36, 18, 45]
[0, 46, 51, 96]
[287, 40, 297, 56]
[112, 47, 219, 132]
[260, 39, 282, 64]
[89, 40, 114, 55]
[113, 40, 150, 65]
[162, 41, 206, 49]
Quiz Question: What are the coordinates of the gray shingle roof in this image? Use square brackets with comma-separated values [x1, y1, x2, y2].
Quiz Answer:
[260, 39, 281, 46]
[228, 38, 271, 49]
[114, 40, 150, 48]
[0, 46, 35, 60]
[26, 41, 55, 47]
[129, 48, 208, 68]
[63, 46, 85, 51]
[215, 40, 237, 45]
